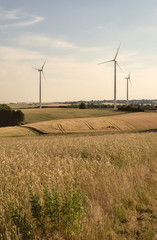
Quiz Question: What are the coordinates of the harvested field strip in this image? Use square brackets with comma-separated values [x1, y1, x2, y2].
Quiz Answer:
[25, 112, 157, 134]
[0, 112, 156, 137]
[0, 126, 35, 137]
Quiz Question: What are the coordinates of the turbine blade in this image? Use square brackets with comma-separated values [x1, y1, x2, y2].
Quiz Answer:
[42, 71, 47, 82]
[128, 72, 130, 79]
[41, 61, 46, 70]
[99, 59, 114, 65]
[129, 77, 132, 86]
[33, 67, 40, 71]
[127, 72, 132, 85]
[114, 43, 121, 60]
[116, 62, 124, 73]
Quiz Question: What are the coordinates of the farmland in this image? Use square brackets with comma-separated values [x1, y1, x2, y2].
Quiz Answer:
[0, 108, 157, 239]
[0, 110, 157, 137]
[21, 107, 125, 124]
[0, 131, 157, 239]
[25, 112, 157, 135]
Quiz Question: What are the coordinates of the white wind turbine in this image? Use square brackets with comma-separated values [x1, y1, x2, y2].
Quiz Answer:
[125, 72, 131, 106]
[99, 45, 122, 110]
[33, 61, 46, 108]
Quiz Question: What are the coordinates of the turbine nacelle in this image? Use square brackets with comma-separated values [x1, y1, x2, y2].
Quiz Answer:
[33, 68, 41, 71]
[33, 61, 46, 71]
[33, 61, 46, 80]
[125, 72, 131, 85]
[99, 44, 121, 65]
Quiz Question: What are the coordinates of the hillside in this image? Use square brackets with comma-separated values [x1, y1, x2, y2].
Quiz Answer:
[21, 108, 125, 124]
[0, 126, 35, 137]
[0, 112, 156, 137]
[24, 112, 157, 134]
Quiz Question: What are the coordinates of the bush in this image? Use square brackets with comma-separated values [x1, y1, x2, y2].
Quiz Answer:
[118, 104, 144, 112]
[79, 102, 87, 109]
[0, 104, 24, 127]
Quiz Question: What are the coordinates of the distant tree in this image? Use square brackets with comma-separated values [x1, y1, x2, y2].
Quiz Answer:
[0, 104, 24, 127]
[12, 110, 24, 125]
[118, 104, 144, 112]
[0, 104, 12, 111]
[79, 102, 87, 109]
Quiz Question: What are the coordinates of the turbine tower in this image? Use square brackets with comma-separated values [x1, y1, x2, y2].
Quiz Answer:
[33, 61, 46, 108]
[99, 45, 121, 110]
[125, 72, 131, 106]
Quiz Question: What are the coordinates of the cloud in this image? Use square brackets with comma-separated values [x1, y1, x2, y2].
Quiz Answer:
[0, 6, 44, 29]
[12, 16, 44, 27]
[0, 43, 157, 103]
[0, 9, 21, 20]
[0, 7, 20, 20]
[17, 33, 106, 58]
[0, 46, 44, 62]
[18, 34, 78, 50]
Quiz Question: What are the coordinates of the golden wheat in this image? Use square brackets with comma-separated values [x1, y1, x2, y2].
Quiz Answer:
[25, 112, 157, 134]
[0, 132, 157, 239]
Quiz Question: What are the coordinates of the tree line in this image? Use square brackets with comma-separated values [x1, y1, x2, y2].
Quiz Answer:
[0, 104, 24, 127]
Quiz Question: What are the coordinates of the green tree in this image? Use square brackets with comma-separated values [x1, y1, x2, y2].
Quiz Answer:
[0, 104, 24, 127]
[79, 102, 86, 109]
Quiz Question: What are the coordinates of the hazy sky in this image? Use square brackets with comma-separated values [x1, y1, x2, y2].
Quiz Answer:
[0, 0, 157, 103]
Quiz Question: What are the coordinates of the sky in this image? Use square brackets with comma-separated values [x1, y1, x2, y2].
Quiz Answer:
[0, 0, 157, 103]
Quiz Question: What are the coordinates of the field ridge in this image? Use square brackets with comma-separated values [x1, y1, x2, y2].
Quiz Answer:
[23, 112, 157, 134]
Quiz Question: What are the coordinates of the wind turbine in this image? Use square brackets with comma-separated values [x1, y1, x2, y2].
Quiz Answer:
[99, 45, 121, 110]
[33, 61, 46, 108]
[125, 72, 131, 106]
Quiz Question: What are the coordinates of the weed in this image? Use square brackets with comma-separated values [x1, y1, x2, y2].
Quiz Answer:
[7, 201, 34, 239]
[61, 185, 87, 234]
[5, 184, 87, 239]
[43, 185, 61, 231]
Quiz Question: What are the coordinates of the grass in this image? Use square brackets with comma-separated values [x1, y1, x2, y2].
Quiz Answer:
[21, 108, 125, 124]
[0, 132, 157, 239]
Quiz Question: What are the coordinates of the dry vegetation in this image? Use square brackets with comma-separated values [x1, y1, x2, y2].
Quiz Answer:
[25, 112, 157, 134]
[21, 108, 125, 124]
[0, 126, 35, 137]
[0, 111, 156, 138]
[0, 132, 157, 239]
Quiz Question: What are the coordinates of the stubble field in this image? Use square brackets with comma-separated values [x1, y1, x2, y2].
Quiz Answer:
[1, 131, 157, 239]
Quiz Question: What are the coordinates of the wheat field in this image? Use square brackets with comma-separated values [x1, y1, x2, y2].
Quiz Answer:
[0, 126, 35, 137]
[0, 112, 156, 137]
[0, 131, 157, 239]
[25, 112, 157, 134]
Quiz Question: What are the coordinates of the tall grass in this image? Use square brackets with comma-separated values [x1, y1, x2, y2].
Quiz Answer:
[0, 132, 157, 239]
